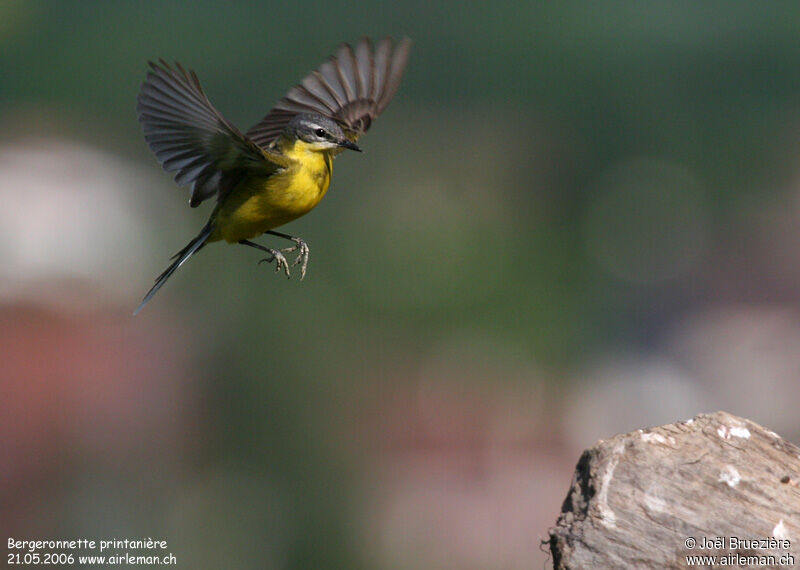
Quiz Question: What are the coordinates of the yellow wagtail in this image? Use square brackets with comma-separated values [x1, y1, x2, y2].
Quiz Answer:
[134, 37, 411, 314]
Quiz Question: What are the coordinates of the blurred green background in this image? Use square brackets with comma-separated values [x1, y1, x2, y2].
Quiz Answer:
[4, 2, 800, 568]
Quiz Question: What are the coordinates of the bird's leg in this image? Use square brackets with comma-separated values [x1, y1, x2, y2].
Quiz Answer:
[266, 230, 310, 279]
[239, 239, 291, 278]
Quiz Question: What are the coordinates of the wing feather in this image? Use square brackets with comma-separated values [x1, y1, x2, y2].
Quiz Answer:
[354, 38, 374, 100]
[317, 60, 350, 106]
[285, 84, 334, 112]
[333, 43, 357, 101]
[298, 74, 341, 111]
[246, 37, 411, 147]
[371, 38, 392, 102]
[137, 60, 279, 207]
[378, 39, 412, 112]
[310, 70, 347, 108]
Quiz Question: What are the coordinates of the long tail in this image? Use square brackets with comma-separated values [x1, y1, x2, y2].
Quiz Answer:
[134, 223, 213, 315]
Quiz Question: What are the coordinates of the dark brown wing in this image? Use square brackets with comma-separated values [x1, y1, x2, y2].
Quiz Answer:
[137, 60, 282, 207]
[246, 36, 412, 147]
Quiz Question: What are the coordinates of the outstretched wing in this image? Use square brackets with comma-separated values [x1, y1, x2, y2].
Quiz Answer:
[246, 36, 412, 148]
[137, 60, 284, 207]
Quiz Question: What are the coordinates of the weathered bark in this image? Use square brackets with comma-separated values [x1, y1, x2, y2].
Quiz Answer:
[549, 411, 800, 569]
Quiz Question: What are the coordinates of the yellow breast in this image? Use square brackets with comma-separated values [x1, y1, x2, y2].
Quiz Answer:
[211, 141, 333, 243]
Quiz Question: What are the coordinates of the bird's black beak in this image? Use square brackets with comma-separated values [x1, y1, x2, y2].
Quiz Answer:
[337, 139, 362, 152]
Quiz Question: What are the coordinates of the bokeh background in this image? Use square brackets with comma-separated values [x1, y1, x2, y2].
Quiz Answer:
[4, 2, 800, 568]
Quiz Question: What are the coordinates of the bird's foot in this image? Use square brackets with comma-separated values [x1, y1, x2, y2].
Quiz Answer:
[258, 248, 291, 278]
[280, 237, 310, 279]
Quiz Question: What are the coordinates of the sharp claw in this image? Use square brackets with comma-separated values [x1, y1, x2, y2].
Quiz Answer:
[258, 249, 291, 278]
[295, 240, 309, 280]
[298, 248, 309, 280]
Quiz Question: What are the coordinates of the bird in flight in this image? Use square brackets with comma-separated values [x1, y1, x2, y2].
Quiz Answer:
[135, 36, 412, 314]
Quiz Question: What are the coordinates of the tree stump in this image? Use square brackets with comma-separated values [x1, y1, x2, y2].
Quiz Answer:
[548, 411, 800, 569]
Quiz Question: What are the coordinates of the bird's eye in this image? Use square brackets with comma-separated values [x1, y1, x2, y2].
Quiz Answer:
[315, 128, 326, 138]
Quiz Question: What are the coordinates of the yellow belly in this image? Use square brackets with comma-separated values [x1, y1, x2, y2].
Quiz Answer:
[210, 147, 332, 243]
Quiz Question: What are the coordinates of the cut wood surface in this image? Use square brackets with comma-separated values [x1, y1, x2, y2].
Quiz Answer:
[548, 411, 800, 569]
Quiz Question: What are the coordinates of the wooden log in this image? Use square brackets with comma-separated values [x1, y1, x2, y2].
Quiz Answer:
[548, 411, 800, 569]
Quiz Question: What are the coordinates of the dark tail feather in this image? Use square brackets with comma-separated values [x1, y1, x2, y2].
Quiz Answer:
[134, 224, 213, 315]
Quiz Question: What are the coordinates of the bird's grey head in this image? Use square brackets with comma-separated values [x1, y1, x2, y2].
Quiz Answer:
[283, 113, 361, 152]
